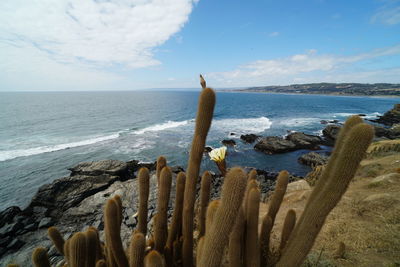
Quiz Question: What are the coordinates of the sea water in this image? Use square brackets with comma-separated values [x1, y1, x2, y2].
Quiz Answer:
[0, 90, 397, 210]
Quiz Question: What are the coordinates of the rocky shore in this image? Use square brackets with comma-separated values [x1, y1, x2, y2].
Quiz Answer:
[0, 159, 299, 266]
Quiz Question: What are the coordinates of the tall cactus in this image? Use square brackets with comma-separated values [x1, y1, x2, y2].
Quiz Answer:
[228, 207, 245, 267]
[154, 167, 172, 253]
[138, 167, 150, 236]
[205, 199, 220, 235]
[32, 247, 51, 267]
[245, 187, 260, 267]
[144, 250, 165, 267]
[259, 215, 273, 266]
[104, 197, 129, 267]
[198, 171, 212, 238]
[198, 167, 247, 267]
[85, 228, 100, 267]
[47, 226, 65, 256]
[129, 232, 145, 267]
[277, 121, 374, 266]
[267, 170, 289, 224]
[182, 87, 216, 267]
[279, 209, 296, 252]
[156, 156, 167, 185]
[167, 172, 186, 248]
[69, 232, 88, 267]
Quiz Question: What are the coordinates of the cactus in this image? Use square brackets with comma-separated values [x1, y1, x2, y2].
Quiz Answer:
[167, 172, 186, 248]
[196, 237, 205, 264]
[248, 169, 257, 181]
[138, 167, 150, 236]
[104, 198, 129, 267]
[47, 226, 65, 256]
[32, 247, 51, 267]
[156, 156, 167, 185]
[205, 199, 220, 235]
[198, 167, 247, 267]
[85, 228, 100, 267]
[96, 260, 107, 267]
[243, 178, 259, 213]
[245, 187, 260, 267]
[144, 250, 165, 267]
[277, 121, 374, 266]
[69, 232, 88, 267]
[228, 207, 245, 267]
[129, 232, 145, 267]
[267, 170, 289, 224]
[154, 166, 172, 253]
[182, 86, 215, 267]
[198, 171, 212, 238]
[259, 215, 273, 266]
[279, 209, 296, 253]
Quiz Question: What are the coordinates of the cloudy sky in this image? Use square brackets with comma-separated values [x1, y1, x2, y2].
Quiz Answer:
[0, 0, 399, 91]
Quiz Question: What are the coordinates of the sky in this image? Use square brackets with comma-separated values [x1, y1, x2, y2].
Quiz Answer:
[0, 0, 400, 91]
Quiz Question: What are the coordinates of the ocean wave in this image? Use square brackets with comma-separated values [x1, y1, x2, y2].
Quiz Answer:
[333, 112, 381, 118]
[132, 120, 191, 135]
[212, 117, 272, 133]
[0, 133, 120, 162]
[277, 117, 319, 127]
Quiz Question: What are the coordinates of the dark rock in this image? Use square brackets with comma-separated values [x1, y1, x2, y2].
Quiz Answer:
[24, 223, 37, 231]
[254, 132, 323, 154]
[0, 236, 12, 247]
[320, 120, 328, 124]
[240, 134, 260, 143]
[170, 166, 185, 174]
[6, 238, 25, 250]
[374, 125, 400, 140]
[298, 152, 328, 166]
[0, 206, 21, 228]
[370, 104, 400, 126]
[38, 217, 54, 229]
[286, 132, 322, 149]
[204, 146, 213, 153]
[230, 132, 236, 136]
[0, 222, 24, 237]
[322, 124, 341, 144]
[68, 160, 128, 178]
[358, 114, 366, 117]
[221, 139, 236, 146]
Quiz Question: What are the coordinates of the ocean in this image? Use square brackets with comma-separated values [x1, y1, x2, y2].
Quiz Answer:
[0, 91, 397, 210]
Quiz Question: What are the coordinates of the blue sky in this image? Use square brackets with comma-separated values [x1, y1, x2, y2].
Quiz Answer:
[0, 0, 399, 91]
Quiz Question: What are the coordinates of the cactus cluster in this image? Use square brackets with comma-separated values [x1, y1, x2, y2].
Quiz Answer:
[22, 76, 374, 267]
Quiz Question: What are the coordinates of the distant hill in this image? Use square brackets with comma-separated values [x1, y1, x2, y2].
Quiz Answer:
[231, 83, 400, 96]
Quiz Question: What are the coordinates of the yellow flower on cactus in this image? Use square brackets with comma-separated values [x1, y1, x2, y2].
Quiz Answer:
[209, 146, 227, 176]
[208, 146, 227, 162]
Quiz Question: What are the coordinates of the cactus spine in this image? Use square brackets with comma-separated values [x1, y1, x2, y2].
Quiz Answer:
[259, 215, 273, 267]
[182, 87, 215, 267]
[104, 198, 129, 267]
[154, 167, 172, 253]
[198, 171, 212, 238]
[85, 228, 100, 267]
[198, 167, 247, 267]
[156, 156, 167, 185]
[245, 187, 261, 267]
[138, 167, 150, 236]
[32, 247, 51, 267]
[69, 232, 88, 267]
[167, 172, 186, 248]
[228, 207, 245, 267]
[267, 170, 289, 224]
[205, 200, 220, 235]
[129, 232, 145, 267]
[144, 250, 165, 267]
[47, 226, 65, 256]
[277, 121, 374, 266]
[279, 209, 296, 252]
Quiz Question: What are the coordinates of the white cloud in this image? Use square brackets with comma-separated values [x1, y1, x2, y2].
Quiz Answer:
[371, 0, 400, 25]
[0, 0, 197, 90]
[207, 45, 400, 86]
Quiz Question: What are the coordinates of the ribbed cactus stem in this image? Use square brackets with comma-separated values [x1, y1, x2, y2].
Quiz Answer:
[138, 167, 150, 236]
[277, 123, 374, 267]
[259, 215, 273, 267]
[196, 237, 205, 265]
[205, 200, 220, 235]
[267, 170, 289, 224]
[199, 171, 212, 238]
[156, 156, 167, 185]
[114, 194, 123, 225]
[69, 232, 88, 267]
[47, 226, 65, 256]
[167, 172, 186, 248]
[129, 232, 145, 267]
[64, 238, 71, 264]
[144, 250, 165, 267]
[32, 247, 51, 267]
[245, 187, 261, 267]
[248, 169, 257, 181]
[182, 87, 215, 267]
[279, 209, 296, 252]
[243, 178, 259, 213]
[86, 228, 100, 267]
[228, 207, 245, 267]
[104, 198, 129, 267]
[198, 167, 247, 267]
[154, 166, 172, 253]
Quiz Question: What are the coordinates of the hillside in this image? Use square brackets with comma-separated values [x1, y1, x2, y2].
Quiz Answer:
[234, 83, 400, 97]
